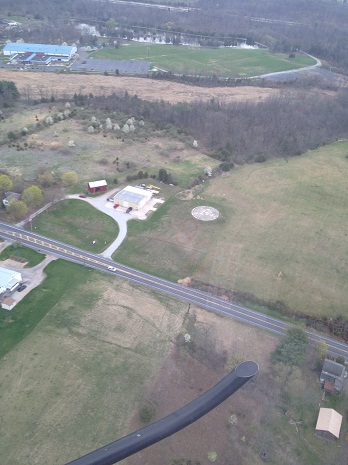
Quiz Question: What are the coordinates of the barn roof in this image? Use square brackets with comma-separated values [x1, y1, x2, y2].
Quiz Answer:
[114, 186, 152, 205]
[315, 408, 342, 439]
[3, 43, 76, 55]
[88, 180, 107, 188]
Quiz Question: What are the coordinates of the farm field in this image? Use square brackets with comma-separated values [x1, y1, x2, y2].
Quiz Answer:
[114, 141, 348, 318]
[1, 260, 345, 465]
[0, 69, 279, 104]
[92, 43, 315, 77]
[0, 260, 188, 464]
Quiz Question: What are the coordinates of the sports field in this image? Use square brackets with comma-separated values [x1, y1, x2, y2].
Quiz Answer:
[114, 141, 348, 318]
[91, 43, 315, 77]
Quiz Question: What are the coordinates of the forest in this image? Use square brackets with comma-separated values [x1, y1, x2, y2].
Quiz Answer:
[77, 87, 348, 164]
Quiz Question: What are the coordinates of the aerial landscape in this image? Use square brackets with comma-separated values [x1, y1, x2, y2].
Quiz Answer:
[0, 0, 348, 464]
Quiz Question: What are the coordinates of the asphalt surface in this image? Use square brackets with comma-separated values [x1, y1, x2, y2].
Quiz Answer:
[0, 221, 347, 360]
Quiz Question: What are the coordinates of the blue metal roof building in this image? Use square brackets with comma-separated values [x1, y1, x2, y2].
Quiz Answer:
[3, 43, 77, 59]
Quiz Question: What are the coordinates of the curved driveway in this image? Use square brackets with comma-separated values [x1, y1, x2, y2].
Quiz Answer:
[67, 193, 132, 258]
[0, 221, 347, 361]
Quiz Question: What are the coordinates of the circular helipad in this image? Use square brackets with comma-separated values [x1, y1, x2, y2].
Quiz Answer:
[191, 206, 219, 221]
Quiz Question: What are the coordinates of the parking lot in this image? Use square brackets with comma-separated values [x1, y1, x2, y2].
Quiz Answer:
[0, 241, 57, 307]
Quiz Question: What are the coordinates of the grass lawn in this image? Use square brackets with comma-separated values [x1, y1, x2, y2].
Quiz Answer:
[0, 260, 90, 357]
[0, 244, 45, 267]
[114, 141, 348, 318]
[30, 200, 118, 252]
[91, 43, 315, 77]
[0, 260, 187, 465]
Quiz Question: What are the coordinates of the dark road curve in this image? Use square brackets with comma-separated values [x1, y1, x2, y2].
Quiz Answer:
[0, 221, 347, 360]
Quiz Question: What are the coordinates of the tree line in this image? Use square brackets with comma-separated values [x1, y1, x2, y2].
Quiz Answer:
[85, 88, 348, 164]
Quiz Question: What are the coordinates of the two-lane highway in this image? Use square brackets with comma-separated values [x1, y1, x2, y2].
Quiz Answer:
[1, 221, 347, 360]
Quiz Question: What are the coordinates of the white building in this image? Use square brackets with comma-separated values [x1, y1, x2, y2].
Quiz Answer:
[113, 186, 153, 210]
[0, 267, 22, 294]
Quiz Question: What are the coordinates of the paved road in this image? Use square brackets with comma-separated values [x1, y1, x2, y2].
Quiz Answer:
[0, 221, 347, 360]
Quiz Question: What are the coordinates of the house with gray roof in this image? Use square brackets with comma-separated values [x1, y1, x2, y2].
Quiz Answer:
[320, 359, 345, 393]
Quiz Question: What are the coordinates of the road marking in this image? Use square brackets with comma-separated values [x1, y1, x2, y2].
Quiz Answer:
[1, 225, 347, 356]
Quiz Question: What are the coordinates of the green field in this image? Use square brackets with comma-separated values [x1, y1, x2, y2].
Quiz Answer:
[31, 200, 118, 252]
[114, 141, 348, 318]
[91, 43, 315, 77]
[0, 244, 45, 267]
[0, 260, 187, 464]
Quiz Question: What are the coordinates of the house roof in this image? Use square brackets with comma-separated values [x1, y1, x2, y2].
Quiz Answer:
[3, 42, 76, 56]
[2, 297, 16, 305]
[88, 180, 107, 188]
[0, 267, 22, 293]
[322, 359, 345, 378]
[316, 408, 342, 439]
[114, 186, 152, 205]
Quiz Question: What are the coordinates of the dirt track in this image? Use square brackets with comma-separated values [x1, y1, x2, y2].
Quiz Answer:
[1, 69, 279, 104]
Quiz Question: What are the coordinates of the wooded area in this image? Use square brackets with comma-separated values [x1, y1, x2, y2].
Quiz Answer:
[84, 88, 348, 163]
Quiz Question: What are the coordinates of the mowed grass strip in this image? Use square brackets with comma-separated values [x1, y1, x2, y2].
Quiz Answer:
[31, 199, 118, 252]
[114, 142, 348, 318]
[92, 43, 315, 77]
[0, 244, 45, 267]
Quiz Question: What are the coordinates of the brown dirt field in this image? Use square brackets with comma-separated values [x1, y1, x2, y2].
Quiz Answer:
[126, 306, 278, 465]
[1, 69, 279, 103]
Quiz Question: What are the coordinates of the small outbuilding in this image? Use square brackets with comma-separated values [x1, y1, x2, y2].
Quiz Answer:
[315, 408, 342, 441]
[0, 267, 22, 294]
[2, 191, 20, 208]
[113, 186, 153, 210]
[87, 180, 107, 194]
[1, 297, 17, 310]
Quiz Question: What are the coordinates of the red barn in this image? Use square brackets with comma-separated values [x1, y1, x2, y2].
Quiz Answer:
[87, 180, 107, 194]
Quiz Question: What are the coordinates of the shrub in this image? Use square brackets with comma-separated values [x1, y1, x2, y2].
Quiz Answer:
[139, 403, 155, 424]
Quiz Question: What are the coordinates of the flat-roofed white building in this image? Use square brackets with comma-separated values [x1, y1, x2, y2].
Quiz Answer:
[0, 267, 22, 294]
[113, 186, 153, 210]
[3, 43, 77, 60]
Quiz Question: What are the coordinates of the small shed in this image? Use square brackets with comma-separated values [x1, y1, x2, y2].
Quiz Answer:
[1, 297, 17, 310]
[87, 180, 107, 194]
[113, 186, 152, 210]
[315, 408, 342, 441]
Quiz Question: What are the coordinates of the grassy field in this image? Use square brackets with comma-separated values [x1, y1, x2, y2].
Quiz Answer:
[0, 103, 217, 186]
[31, 200, 118, 252]
[0, 244, 45, 267]
[1, 260, 346, 465]
[0, 260, 187, 464]
[92, 43, 315, 77]
[114, 141, 348, 318]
